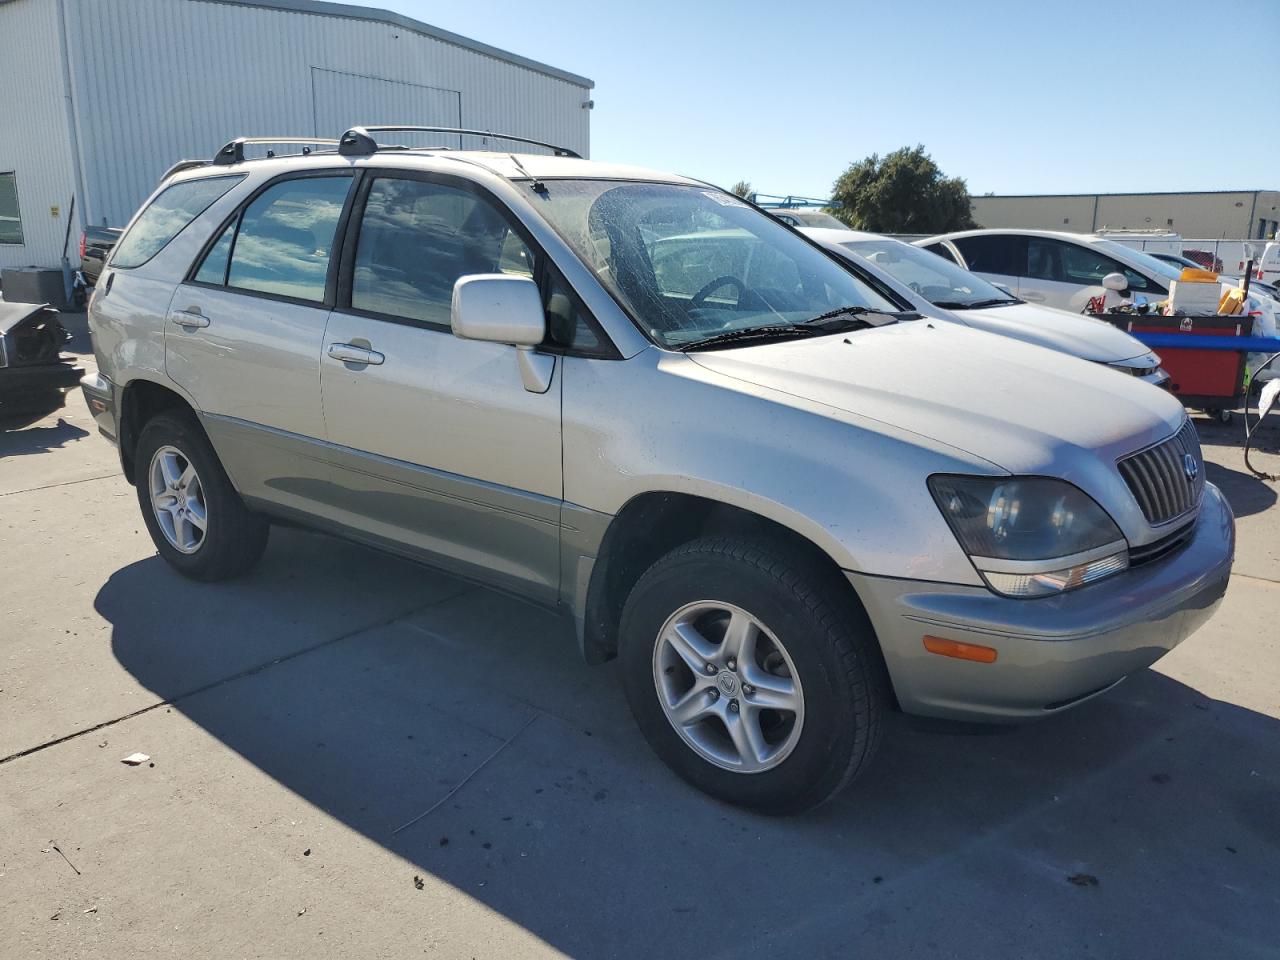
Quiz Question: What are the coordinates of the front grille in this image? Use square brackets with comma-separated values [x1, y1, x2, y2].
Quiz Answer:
[1117, 420, 1204, 526]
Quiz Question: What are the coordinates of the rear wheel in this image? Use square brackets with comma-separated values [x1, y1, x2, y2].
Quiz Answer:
[134, 412, 268, 580]
[619, 536, 886, 814]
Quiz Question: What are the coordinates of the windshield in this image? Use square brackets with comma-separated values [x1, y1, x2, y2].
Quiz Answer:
[530, 180, 900, 348]
[1092, 239, 1183, 282]
[841, 237, 1014, 308]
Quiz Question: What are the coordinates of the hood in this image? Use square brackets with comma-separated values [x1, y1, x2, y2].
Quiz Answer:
[686, 320, 1185, 475]
[952, 302, 1153, 364]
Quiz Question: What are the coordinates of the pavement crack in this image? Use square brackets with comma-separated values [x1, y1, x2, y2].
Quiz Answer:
[1231, 571, 1280, 587]
[392, 712, 539, 835]
[0, 473, 118, 497]
[0, 585, 472, 767]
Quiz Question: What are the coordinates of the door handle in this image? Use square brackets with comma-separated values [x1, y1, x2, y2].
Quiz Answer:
[171, 309, 210, 328]
[328, 342, 385, 365]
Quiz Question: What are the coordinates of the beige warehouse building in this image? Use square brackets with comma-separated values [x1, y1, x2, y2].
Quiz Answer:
[970, 190, 1280, 240]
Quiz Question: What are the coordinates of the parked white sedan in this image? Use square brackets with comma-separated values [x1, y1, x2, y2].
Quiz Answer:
[801, 228, 1168, 386]
[919, 228, 1278, 380]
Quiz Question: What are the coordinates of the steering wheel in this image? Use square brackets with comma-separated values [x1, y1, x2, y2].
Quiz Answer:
[691, 275, 745, 308]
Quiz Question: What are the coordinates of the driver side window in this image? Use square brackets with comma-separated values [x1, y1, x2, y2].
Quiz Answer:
[351, 177, 535, 327]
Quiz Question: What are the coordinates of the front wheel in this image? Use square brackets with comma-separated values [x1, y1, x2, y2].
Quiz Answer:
[619, 537, 886, 814]
[134, 411, 269, 580]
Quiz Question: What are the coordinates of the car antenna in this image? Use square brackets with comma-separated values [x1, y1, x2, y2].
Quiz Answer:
[508, 154, 547, 194]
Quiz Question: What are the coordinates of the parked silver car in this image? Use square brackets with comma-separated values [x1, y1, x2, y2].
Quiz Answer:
[82, 128, 1234, 813]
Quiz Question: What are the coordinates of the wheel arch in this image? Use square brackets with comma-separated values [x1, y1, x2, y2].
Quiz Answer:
[117, 377, 203, 483]
[580, 491, 890, 696]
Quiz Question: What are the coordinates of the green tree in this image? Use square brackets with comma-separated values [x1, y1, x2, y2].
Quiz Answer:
[829, 145, 975, 233]
[730, 180, 753, 199]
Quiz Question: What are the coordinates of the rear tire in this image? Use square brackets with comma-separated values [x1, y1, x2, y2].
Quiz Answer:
[619, 536, 886, 814]
[133, 411, 268, 581]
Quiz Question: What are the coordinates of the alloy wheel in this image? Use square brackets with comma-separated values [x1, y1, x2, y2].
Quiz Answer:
[652, 600, 804, 773]
[148, 444, 208, 554]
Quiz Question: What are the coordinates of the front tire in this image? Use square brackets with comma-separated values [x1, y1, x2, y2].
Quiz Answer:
[134, 411, 268, 581]
[619, 536, 886, 814]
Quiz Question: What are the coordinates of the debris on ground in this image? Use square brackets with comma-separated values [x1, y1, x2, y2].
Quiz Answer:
[47, 843, 81, 876]
[83, 906, 97, 914]
[1067, 873, 1100, 887]
[303, 848, 311, 857]
[120, 753, 150, 766]
[413, 875, 425, 890]
[297, 907, 306, 917]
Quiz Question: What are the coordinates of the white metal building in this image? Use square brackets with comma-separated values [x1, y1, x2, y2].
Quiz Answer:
[0, 0, 593, 269]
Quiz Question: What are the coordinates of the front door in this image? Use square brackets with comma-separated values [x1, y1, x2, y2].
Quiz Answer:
[1022, 237, 1165, 313]
[166, 172, 353, 510]
[318, 173, 563, 603]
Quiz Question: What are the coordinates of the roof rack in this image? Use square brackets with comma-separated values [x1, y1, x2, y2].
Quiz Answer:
[338, 126, 581, 159]
[212, 137, 340, 166]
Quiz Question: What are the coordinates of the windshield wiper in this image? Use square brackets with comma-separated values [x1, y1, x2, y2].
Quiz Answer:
[676, 324, 821, 352]
[805, 305, 888, 324]
[934, 297, 1019, 310]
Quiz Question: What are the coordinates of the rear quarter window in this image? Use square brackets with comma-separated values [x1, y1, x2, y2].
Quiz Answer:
[111, 175, 244, 269]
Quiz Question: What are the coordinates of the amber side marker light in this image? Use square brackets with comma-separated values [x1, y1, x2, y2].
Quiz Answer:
[923, 635, 998, 664]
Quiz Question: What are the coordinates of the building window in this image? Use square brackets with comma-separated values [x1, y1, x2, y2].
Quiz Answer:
[0, 172, 23, 245]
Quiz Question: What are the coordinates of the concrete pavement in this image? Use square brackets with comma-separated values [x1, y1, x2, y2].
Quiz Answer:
[2, 321, 1278, 958]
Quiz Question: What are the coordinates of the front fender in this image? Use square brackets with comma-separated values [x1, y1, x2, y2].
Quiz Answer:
[561, 349, 991, 586]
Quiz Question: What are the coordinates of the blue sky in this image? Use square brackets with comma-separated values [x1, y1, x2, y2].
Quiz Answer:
[342, 0, 1279, 199]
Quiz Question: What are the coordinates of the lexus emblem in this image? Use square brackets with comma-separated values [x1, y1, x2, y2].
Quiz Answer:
[1183, 453, 1199, 481]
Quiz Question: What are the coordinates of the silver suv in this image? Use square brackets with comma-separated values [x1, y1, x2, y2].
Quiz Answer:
[82, 127, 1234, 813]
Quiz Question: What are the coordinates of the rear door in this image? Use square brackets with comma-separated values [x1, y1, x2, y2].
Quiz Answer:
[318, 171, 567, 603]
[947, 234, 1025, 296]
[166, 171, 354, 510]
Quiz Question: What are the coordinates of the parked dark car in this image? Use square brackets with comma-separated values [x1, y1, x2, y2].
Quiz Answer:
[80, 225, 122, 286]
[0, 302, 83, 407]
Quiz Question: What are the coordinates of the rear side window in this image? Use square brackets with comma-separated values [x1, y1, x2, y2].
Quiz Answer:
[112, 176, 243, 268]
[225, 176, 351, 302]
[952, 234, 1025, 276]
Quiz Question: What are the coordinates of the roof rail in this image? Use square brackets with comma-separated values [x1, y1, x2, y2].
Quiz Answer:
[160, 159, 210, 180]
[212, 137, 340, 166]
[338, 126, 581, 159]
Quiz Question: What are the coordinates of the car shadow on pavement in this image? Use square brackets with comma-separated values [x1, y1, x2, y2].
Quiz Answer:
[0, 413, 87, 450]
[95, 529, 1280, 959]
[1204, 460, 1277, 518]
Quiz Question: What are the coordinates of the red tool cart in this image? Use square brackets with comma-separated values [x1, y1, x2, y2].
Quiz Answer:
[1098, 314, 1247, 422]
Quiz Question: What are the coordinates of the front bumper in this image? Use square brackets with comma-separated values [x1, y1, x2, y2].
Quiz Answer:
[849, 482, 1234, 722]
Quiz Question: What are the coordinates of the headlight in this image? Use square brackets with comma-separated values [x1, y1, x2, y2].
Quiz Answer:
[928, 476, 1128, 598]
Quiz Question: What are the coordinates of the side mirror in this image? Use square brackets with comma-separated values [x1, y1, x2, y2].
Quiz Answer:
[451, 274, 554, 394]
[451, 274, 546, 346]
[1102, 272, 1129, 292]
